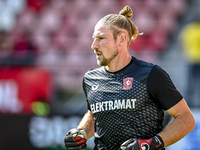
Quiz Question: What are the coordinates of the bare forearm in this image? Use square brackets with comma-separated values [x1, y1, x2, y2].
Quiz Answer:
[78, 110, 95, 139]
[159, 111, 195, 147]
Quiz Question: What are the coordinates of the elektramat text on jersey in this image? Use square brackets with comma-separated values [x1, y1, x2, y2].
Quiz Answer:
[90, 99, 137, 113]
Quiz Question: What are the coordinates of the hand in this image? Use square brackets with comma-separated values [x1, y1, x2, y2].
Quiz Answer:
[64, 128, 87, 150]
[120, 135, 164, 150]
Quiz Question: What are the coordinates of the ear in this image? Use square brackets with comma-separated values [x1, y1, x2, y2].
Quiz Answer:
[118, 33, 127, 46]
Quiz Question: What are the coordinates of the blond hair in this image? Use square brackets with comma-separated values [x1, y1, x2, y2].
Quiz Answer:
[98, 5, 142, 46]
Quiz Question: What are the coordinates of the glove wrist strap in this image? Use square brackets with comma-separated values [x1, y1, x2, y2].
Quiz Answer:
[152, 135, 164, 150]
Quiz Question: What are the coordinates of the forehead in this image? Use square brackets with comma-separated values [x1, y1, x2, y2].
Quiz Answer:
[93, 22, 113, 38]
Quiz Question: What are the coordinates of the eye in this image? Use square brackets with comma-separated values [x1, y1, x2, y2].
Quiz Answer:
[98, 37, 104, 40]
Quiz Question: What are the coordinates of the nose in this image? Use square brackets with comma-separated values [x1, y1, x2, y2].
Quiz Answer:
[91, 38, 99, 50]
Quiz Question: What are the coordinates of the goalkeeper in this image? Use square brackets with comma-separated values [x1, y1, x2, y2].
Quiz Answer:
[64, 5, 195, 150]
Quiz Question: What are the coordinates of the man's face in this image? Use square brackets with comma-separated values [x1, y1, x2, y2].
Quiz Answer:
[91, 23, 119, 66]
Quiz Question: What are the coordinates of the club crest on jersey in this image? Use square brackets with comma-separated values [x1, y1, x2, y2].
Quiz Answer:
[123, 78, 133, 90]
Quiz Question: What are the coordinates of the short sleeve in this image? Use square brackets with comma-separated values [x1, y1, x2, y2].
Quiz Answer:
[147, 65, 183, 110]
[82, 78, 91, 110]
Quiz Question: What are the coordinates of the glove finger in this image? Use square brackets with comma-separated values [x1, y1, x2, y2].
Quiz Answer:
[121, 138, 137, 146]
[65, 138, 87, 147]
[64, 135, 83, 142]
[121, 138, 138, 150]
[65, 143, 87, 150]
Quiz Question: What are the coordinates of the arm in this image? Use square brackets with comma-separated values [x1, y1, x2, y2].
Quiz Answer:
[64, 110, 95, 150]
[158, 98, 195, 148]
[78, 110, 95, 139]
[121, 98, 195, 150]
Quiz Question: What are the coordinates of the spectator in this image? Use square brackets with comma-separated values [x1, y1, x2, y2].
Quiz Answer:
[0, 30, 14, 64]
[179, 15, 200, 107]
[12, 30, 38, 64]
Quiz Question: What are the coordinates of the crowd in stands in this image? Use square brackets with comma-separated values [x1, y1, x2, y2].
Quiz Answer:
[0, 0, 190, 91]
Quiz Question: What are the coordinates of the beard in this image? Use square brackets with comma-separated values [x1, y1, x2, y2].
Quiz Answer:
[97, 48, 119, 66]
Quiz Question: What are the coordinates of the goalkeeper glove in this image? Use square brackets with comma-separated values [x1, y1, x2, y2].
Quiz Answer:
[64, 128, 87, 150]
[120, 135, 164, 150]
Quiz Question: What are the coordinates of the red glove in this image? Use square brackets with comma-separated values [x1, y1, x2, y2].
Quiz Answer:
[121, 135, 164, 150]
[64, 128, 87, 150]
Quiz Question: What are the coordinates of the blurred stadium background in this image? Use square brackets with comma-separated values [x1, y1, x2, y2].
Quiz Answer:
[0, 0, 200, 149]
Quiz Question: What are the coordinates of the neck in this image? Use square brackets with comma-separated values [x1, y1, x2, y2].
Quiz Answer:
[106, 53, 132, 72]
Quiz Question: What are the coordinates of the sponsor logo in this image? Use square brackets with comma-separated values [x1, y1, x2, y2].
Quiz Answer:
[123, 78, 133, 90]
[0, 79, 23, 113]
[141, 143, 150, 150]
[90, 99, 137, 113]
[92, 84, 99, 90]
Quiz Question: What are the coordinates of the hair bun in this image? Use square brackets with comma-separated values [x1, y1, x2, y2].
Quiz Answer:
[119, 5, 133, 19]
